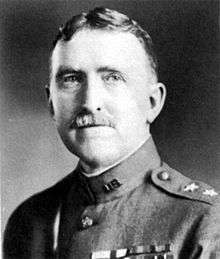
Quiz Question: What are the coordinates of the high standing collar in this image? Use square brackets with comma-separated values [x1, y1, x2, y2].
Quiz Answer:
[76, 137, 161, 203]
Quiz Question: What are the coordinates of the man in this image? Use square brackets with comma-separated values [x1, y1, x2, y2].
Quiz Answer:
[4, 7, 220, 259]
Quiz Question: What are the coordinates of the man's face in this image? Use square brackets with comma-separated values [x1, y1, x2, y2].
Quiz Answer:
[50, 29, 155, 167]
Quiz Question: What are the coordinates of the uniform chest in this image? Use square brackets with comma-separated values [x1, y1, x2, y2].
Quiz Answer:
[57, 185, 196, 258]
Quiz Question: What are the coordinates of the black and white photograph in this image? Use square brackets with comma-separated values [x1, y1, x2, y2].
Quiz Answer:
[1, 0, 220, 258]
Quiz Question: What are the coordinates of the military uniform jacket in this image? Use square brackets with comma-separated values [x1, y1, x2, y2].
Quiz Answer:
[4, 138, 220, 259]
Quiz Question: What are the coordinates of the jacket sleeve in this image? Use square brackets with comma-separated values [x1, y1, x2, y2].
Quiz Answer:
[3, 192, 59, 259]
[193, 198, 220, 259]
[3, 202, 34, 259]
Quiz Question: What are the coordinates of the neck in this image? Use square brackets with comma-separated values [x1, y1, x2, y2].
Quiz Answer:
[80, 134, 151, 177]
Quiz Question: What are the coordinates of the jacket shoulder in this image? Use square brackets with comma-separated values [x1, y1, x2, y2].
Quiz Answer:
[3, 171, 76, 258]
[151, 163, 219, 205]
[5, 170, 76, 224]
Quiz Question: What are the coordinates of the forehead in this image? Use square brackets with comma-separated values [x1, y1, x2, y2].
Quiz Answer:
[51, 29, 150, 74]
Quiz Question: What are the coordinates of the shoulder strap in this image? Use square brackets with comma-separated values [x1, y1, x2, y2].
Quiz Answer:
[151, 163, 219, 205]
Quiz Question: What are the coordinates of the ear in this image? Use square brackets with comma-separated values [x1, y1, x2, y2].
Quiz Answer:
[45, 84, 55, 118]
[146, 82, 166, 123]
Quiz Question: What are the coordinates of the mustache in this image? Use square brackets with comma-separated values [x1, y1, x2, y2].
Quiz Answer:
[70, 111, 115, 129]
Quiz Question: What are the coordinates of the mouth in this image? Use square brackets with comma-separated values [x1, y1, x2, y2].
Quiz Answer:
[77, 124, 108, 129]
[71, 118, 114, 129]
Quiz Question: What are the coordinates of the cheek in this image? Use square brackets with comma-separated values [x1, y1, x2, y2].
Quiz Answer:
[109, 88, 145, 122]
[52, 93, 78, 122]
[129, 74, 151, 112]
[136, 97, 150, 120]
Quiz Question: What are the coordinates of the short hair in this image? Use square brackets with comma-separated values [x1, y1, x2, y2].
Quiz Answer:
[52, 7, 158, 76]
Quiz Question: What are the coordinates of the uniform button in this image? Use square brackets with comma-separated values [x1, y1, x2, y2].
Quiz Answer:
[158, 171, 170, 181]
[81, 216, 93, 229]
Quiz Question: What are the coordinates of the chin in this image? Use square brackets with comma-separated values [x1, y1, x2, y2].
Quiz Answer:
[69, 139, 125, 167]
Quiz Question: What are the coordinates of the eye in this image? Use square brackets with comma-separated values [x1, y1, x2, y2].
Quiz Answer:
[103, 72, 124, 84]
[62, 73, 84, 88]
[63, 74, 80, 83]
[63, 75, 76, 82]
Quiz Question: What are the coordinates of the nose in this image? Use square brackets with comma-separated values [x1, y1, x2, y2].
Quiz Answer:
[80, 74, 103, 112]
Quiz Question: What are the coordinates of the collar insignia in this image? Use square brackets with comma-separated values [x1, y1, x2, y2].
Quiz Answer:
[183, 182, 199, 192]
[203, 189, 218, 197]
[103, 179, 122, 192]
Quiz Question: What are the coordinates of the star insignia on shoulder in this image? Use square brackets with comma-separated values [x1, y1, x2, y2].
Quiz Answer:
[203, 189, 218, 197]
[183, 182, 199, 192]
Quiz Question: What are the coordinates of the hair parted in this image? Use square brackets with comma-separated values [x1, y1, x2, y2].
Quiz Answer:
[52, 7, 158, 75]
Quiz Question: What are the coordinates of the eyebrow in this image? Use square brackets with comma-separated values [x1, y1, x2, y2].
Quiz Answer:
[97, 66, 121, 73]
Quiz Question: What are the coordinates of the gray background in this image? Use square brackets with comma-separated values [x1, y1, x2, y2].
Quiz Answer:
[1, 0, 219, 233]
